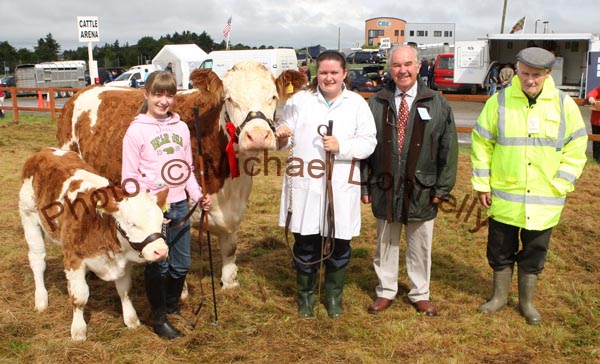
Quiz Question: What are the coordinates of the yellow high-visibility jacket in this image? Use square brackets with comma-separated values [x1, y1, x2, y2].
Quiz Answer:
[471, 76, 587, 230]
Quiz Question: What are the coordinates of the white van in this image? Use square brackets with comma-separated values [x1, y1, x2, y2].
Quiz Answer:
[199, 49, 298, 78]
[129, 64, 160, 73]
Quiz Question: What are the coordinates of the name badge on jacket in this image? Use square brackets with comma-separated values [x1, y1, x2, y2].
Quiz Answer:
[417, 107, 431, 121]
[528, 117, 540, 134]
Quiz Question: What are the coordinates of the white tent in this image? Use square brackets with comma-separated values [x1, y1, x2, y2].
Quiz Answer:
[152, 44, 208, 89]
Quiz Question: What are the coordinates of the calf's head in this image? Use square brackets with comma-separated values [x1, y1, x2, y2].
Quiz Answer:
[99, 187, 170, 262]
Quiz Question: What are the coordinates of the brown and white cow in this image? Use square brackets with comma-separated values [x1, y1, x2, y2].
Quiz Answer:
[57, 61, 307, 289]
[19, 147, 170, 341]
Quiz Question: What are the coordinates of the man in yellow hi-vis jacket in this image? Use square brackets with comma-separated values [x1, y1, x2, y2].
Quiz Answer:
[471, 47, 588, 325]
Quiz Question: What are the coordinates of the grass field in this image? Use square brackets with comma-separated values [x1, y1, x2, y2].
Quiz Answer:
[0, 116, 599, 364]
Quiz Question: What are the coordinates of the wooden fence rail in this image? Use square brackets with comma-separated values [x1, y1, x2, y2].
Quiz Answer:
[1, 86, 599, 141]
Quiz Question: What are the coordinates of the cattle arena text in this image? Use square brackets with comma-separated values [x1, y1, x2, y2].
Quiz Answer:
[80, 30, 99, 39]
[40, 179, 141, 232]
[78, 18, 99, 40]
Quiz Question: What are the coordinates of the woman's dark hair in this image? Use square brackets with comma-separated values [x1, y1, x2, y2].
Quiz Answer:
[139, 70, 177, 114]
[308, 50, 349, 91]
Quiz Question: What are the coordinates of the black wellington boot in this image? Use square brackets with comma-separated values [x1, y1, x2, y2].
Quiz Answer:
[145, 271, 182, 339]
[166, 274, 187, 315]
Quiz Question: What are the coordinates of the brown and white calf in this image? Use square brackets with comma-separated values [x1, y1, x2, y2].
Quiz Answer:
[57, 61, 307, 289]
[19, 147, 169, 341]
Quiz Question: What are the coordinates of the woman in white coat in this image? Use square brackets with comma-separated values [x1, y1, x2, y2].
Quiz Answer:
[276, 50, 376, 318]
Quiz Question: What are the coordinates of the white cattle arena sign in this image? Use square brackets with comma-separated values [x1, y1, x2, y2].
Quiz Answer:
[78, 16, 100, 43]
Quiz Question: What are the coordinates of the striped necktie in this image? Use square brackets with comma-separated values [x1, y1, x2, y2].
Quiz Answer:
[397, 92, 409, 153]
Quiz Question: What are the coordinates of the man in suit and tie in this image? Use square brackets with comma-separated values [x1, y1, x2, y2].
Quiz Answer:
[361, 45, 458, 316]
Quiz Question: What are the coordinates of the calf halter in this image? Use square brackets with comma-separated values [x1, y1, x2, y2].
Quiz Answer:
[116, 223, 165, 257]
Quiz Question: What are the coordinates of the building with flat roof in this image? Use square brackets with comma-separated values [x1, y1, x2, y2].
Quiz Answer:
[405, 23, 455, 45]
[364, 17, 455, 49]
[364, 17, 407, 47]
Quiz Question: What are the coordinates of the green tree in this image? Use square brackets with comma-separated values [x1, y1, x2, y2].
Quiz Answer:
[34, 33, 61, 62]
[195, 31, 215, 52]
[16, 48, 35, 65]
[62, 45, 87, 62]
[0, 41, 18, 74]
[137, 36, 160, 65]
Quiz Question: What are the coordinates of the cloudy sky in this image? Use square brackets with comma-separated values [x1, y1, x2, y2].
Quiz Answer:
[3, 0, 599, 52]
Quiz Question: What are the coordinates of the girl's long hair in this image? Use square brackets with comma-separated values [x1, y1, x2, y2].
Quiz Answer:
[138, 70, 177, 115]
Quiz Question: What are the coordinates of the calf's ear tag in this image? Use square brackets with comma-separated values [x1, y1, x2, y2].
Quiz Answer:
[286, 82, 294, 94]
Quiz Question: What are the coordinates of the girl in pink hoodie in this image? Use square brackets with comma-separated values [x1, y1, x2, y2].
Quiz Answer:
[122, 70, 211, 339]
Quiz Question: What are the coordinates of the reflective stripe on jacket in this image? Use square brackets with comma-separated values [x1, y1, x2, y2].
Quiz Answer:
[471, 76, 587, 230]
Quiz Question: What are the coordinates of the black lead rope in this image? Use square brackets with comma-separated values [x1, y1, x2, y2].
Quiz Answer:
[165, 201, 199, 246]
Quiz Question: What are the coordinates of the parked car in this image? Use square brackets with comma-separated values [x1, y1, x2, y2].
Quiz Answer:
[98, 67, 127, 84]
[105, 70, 144, 88]
[85, 67, 128, 85]
[1, 76, 16, 98]
[348, 65, 385, 92]
[346, 51, 383, 64]
[431, 53, 478, 94]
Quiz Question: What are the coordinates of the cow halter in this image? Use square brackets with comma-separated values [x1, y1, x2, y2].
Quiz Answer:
[116, 223, 165, 257]
[223, 110, 277, 179]
[224, 110, 277, 138]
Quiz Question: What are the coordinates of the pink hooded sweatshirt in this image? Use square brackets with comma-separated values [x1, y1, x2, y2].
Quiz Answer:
[121, 112, 202, 204]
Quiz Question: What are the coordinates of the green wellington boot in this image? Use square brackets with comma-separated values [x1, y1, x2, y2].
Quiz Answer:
[479, 267, 513, 314]
[324, 266, 347, 319]
[297, 271, 318, 318]
[518, 269, 542, 325]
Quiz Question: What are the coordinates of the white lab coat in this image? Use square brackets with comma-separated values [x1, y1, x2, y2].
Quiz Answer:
[278, 88, 376, 240]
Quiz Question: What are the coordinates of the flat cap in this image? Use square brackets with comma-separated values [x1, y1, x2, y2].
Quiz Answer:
[516, 47, 555, 69]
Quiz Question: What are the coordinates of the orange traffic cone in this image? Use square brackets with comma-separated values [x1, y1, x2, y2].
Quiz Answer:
[45, 93, 50, 108]
[37, 91, 44, 108]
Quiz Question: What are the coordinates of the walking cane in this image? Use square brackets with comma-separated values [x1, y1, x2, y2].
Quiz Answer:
[192, 106, 219, 328]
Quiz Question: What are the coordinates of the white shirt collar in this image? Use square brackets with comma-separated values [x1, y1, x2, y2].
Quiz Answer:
[394, 82, 418, 99]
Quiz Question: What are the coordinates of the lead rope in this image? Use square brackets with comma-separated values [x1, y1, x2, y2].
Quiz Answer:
[284, 138, 334, 266]
[317, 122, 336, 319]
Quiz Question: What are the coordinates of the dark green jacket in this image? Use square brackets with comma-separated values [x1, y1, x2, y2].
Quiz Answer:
[361, 80, 458, 223]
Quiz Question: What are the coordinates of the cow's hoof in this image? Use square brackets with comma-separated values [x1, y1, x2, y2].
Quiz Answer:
[125, 318, 141, 329]
[221, 281, 239, 290]
[34, 290, 48, 311]
[71, 329, 87, 341]
[180, 281, 189, 301]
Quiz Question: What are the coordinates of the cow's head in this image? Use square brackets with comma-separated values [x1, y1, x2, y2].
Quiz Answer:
[99, 187, 169, 262]
[220, 61, 280, 153]
[219, 63, 305, 154]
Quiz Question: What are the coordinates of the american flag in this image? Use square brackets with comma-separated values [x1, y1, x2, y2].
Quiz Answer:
[223, 16, 232, 38]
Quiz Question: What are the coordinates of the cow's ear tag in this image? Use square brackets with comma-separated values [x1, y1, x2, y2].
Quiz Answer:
[96, 199, 105, 212]
[286, 82, 294, 94]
